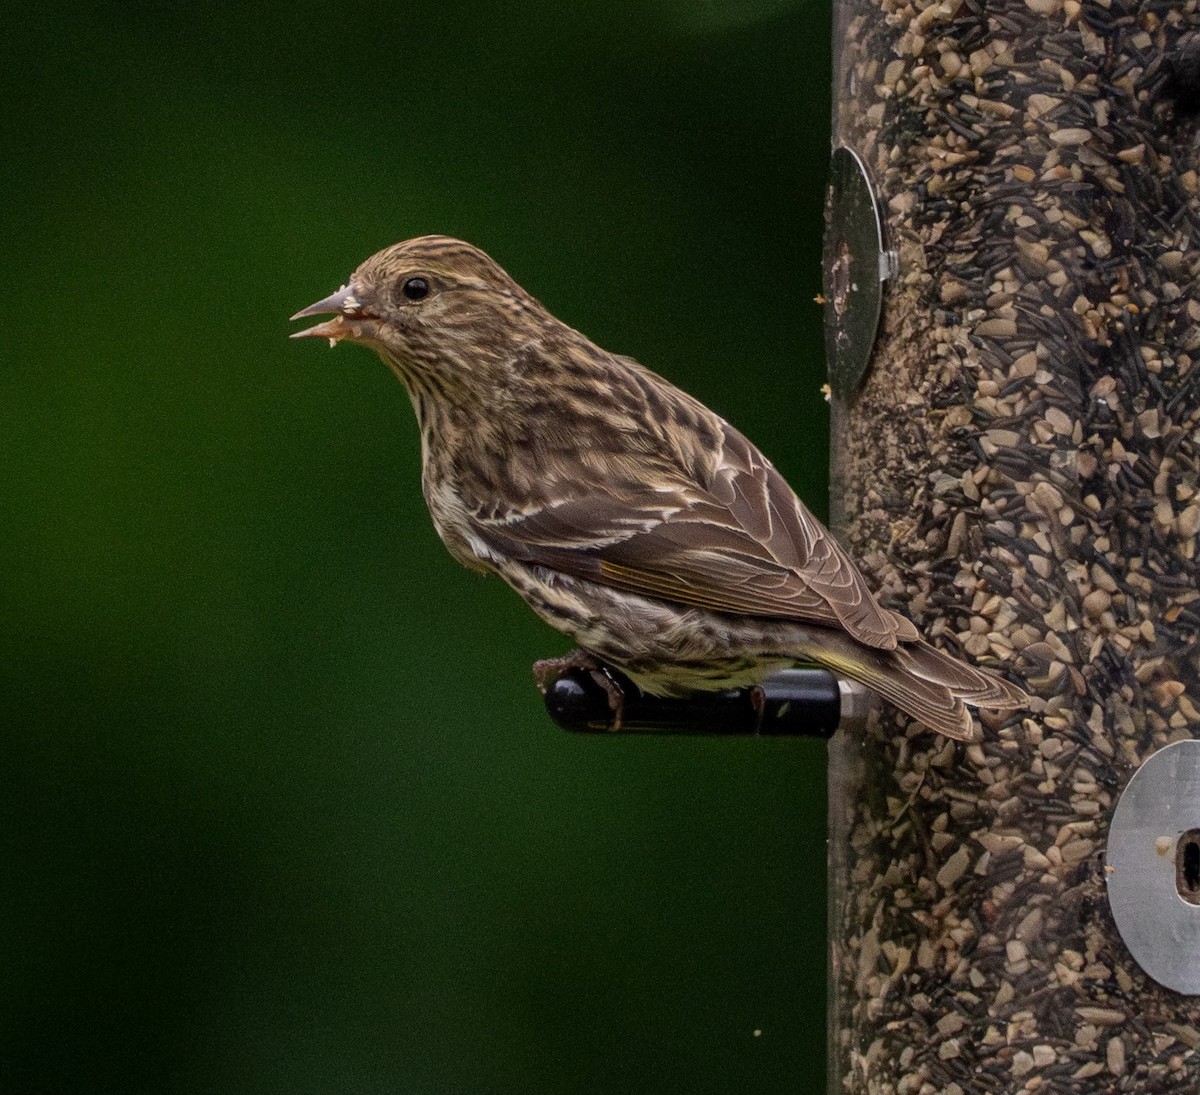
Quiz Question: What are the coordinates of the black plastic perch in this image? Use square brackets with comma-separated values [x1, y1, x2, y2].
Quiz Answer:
[542, 665, 853, 737]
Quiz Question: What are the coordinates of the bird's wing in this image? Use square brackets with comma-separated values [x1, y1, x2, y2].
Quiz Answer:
[474, 422, 913, 651]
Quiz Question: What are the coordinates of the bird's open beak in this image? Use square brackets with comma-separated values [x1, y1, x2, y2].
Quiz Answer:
[289, 285, 369, 344]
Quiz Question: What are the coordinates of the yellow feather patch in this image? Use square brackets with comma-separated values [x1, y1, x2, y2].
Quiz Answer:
[804, 648, 877, 685]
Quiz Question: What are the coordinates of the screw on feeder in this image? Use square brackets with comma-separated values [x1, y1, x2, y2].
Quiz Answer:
[542, 665, 867, 738]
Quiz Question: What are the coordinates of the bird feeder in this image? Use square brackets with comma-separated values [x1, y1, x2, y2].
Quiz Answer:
[826, 1, 1200, 1092]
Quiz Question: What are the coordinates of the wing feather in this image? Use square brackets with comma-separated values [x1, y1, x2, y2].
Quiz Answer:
[473, 419, 909, 651]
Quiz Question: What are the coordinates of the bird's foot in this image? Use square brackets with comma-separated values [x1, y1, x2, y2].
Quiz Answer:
[749, 684, 767, 732]
[533, 650, 627, 729]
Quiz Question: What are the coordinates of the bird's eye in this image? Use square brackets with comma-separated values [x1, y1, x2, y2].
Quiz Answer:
[401, 277, 430, 302]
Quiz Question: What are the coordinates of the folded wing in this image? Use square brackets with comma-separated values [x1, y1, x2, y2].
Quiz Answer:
[474, 421, 914, 651]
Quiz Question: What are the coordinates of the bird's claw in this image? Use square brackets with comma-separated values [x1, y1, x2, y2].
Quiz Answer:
[749, 684, 767, 732]
[533, 651, 627, 729]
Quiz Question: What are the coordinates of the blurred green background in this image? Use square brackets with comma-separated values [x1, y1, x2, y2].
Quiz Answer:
[3, 2, 832, 1091]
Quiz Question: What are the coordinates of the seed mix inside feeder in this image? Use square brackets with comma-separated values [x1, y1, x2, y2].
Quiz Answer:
[827, 0, 1200, 1090]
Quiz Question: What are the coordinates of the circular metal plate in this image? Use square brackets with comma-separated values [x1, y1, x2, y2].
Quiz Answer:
[1106, 738, 1200, 995]
[822, 146, 892, 400]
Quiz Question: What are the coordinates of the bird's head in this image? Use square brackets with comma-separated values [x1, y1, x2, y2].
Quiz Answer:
[291, 236, 546, 396]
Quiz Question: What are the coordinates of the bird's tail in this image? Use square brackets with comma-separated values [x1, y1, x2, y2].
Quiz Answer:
[801, 632, 1027, 741]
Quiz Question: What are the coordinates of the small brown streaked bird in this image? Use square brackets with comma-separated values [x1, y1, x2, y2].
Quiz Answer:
[291, 236, 1026, 740]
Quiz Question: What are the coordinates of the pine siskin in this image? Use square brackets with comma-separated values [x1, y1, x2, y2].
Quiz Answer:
[292, 236, 1026, 739]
